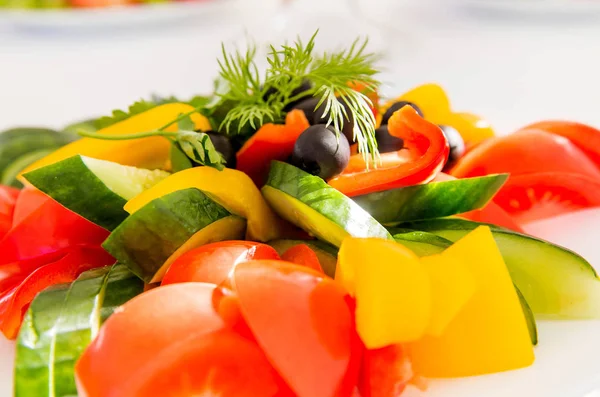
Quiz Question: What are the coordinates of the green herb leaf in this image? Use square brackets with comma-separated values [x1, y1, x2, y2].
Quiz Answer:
[95, 99, 157, 130]
[177, 114, 196, 132]
[170, 143, 193, 172]
[176, 131, 226, 171]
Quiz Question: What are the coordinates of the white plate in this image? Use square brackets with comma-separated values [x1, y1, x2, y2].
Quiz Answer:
[1, 210, 600, 396]
[458, 0, 600, 20]
[0, 0, 231, 30]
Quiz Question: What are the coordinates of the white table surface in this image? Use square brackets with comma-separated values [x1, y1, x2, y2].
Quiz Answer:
[1, 1, 600, 396]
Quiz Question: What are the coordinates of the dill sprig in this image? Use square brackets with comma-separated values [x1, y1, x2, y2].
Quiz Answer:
[215, 31, 382, 163]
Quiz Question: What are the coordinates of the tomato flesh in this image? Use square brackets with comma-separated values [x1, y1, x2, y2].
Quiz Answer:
[161, 241, 280, 286]
[233, 260, 357, 397]
[358, 344, 413, 397]
[281, 244, 324, 273]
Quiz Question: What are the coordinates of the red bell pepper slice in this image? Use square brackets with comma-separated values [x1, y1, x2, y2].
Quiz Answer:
[0, 194, 109, 265]
[328, 106, 449, 197]
[281, 244, 324, 274]
[12, 187, 49, 228]
[0, 185, 19, 238]
[236, 110, 310, 187]
[0, 246, 115, 339]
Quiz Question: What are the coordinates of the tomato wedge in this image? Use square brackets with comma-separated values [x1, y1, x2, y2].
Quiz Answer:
[161, 241, 280, 286]
[520, 121, 600, 168]
[358, 344, 414, 397]
[232, 260, 357, 397]
[0, 185, 19, 238]
[460, 202, 524, 232]
[451, 129, 600, 180]
[76, 283, 291, 397]
[281, 244, 324, 273]
[236, 110, 310, 187]
[329, 106, 448, 197]
[0, 194, 109, 265]
[0, 247, 114, 339]
[492, 172, 600, 224]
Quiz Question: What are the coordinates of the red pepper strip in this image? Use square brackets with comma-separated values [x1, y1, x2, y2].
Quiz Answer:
[0, 186, 20, 238]
[0, 195, 110, 265]
[0, 246, 115, 339]
[236, 110, 310, 187]
[281, 244, 324, 274]
[12, 187, 48, 228]
[328, 106, 449, 197]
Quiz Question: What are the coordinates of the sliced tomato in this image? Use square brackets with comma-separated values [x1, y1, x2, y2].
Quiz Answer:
[451, 129, 600, 181]
[0, 185, 19, 238]
[232, 260, 357, 397]
[281, 244, 324, 273]
[0, 247, 114, 339]
[12, 187, 48, 227]
[161, 241, 280, 286]
[492, 172, 600, 224]
[460, 202, 524, 232]
[236, 110, 310, 187]
[358, 344, 413, 397]
[520, 121, 600, 168]
[0, 195, 109, 265]
[76, 283, 291, 397]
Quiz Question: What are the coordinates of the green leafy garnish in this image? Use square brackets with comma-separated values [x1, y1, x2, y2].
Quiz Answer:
[215, 31, 381, 163]
[78, 114, 226, 171]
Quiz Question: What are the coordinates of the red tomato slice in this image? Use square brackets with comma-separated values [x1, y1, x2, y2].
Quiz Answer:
[0, 185, 19, 238]
[232, 260, 357, 397]
[358, 344, 413, 397]
[76, 283, 291, 397]
[451, 129, 600, 181]
[0, 195, 109, 265]
[492, 172, 600, 224]
[0, 247, 114, 339]
[520, 121, 600, 168]
[281, 244, 324, 273]
[12, 187, 48, 228]
[460, 202, 524, 233]
[161, 241, 280, 286]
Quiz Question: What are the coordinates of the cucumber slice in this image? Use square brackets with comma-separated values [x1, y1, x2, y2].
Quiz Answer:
[1, 148, 55, 188]
[353, 174, 508, 225]
[14, 284, 70, 397]
[103, 188, 247, 283]
[15, 264, 143, 397]
[262, 161, 391, 247]
[0, 127, 73, 175]
[391, 229, 537, 345]
[23, 155, 170, 231]
[268, 239, 338, 277]
[402, 218, 600, 318]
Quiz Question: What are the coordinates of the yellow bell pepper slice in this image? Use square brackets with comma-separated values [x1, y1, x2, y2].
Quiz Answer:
[408, 226, 534, 377]
[421, 253, 476, 337]
[337, 238, 431, 349]
[19, 103, 211, 179]
[449, 112, 495, 147]
[124, 167, 284, 242]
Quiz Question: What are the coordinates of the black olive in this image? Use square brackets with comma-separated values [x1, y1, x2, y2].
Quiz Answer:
[313, 97, 355, 143]
[439, 125, 465, 168]
[206, 131, 236, 168]
[290, 96, 321, 122]
[374, 125, 404, 153]
[380, 101, 423, 126]
[290, 124, 350, 180]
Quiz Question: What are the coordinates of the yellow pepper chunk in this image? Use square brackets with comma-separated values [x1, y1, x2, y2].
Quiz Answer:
[337, 238, 431, 349]
[449, 112, 495, 147]
[19, 103, 211, 178]
[421, 254, 476, 337]
[408, 226, 534, 378]
[125, 167, 284, 242]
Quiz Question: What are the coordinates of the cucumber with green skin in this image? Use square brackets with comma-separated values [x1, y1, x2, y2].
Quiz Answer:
[262, 161, 391, 248]
[15, 264, 143, 397]
[268, 239, 338, 277]
[23, 155, 170, 231]
[103, 188, 247, 283]
[391, 228, 538, 345]
[400, 218, 600, 319]
[0, 127, 73, 176]
[352, 174, 508, 225]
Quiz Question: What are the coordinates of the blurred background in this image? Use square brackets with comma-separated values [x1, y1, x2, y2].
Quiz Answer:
[1, 0, 600, 134]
